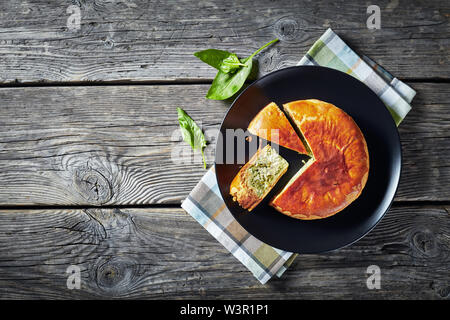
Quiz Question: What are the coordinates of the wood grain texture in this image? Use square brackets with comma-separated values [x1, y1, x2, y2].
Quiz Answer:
[0, 205, 448, 299]
[0, 0, 448, 84]
[0, 83, 448, 206]
[0, 0, 447, 302]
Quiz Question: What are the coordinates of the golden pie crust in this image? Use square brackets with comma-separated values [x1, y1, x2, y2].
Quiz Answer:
[270, 99, 369, 220]
[248, 102, 308, 154]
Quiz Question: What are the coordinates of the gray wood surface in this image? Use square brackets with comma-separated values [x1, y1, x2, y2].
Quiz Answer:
[0, 0, 448, 83]
[0, 206, 448, 299]
[0, 83, 448, 206]
[0, 0, 448, 300]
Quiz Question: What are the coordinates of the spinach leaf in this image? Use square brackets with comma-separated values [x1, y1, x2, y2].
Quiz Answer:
[177, 107, 207, 169]
[194, 49, 245, 74]
[194, 49, 231, 71]
[204, 38, 279, 100]
[206, 57, 253, 100]
[220, 54, 246, 73]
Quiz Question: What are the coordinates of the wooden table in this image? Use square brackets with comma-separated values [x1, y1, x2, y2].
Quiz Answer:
[0, 0, 448, 300]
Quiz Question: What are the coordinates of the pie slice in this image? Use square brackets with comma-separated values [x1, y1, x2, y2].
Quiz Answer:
[230, 145, 288, 211]
[270, 99, 369, 220]
[248, 102, 308, 154]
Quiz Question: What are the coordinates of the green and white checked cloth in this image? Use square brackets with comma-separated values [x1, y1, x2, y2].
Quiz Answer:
[181, 28, 416, 284]
[299, 28, 416, 125]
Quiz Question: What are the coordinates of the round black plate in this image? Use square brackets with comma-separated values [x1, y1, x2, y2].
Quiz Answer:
[215, 66, 401, 254]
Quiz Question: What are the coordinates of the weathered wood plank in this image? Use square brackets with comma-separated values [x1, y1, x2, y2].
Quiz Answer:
[0, 205, 448, 299]
[0, 83, 448, 205]
[0, 0, 448, 83]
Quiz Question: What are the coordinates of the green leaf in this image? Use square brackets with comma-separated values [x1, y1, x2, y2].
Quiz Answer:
[220, 54, 246, 73]
[194, 49, 245, 74]
[206, 57, 253, 100]
[177, 107, 207, 169]
[204, 38, 279, 100]
[194, 49, 232, 70]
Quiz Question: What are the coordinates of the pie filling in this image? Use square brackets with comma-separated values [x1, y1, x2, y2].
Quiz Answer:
[247, 146, 288, 197]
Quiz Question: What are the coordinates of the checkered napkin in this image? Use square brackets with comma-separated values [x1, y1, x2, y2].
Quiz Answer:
[299, 28, 416, 124]
[181, 28, 416, 284]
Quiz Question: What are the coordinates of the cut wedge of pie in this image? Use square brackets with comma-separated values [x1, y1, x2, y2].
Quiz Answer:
[270, 99, 369, 220]
[248, 102, 308, 155]
[230, 145, 289, 211]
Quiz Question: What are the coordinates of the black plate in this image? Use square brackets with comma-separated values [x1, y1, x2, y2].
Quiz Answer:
[215, 66, 401, 254]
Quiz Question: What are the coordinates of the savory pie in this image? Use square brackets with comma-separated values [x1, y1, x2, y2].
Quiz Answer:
[230, 145, 288, 211]
[248, 102, 308, 154]
[270, 99, 369, 219]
